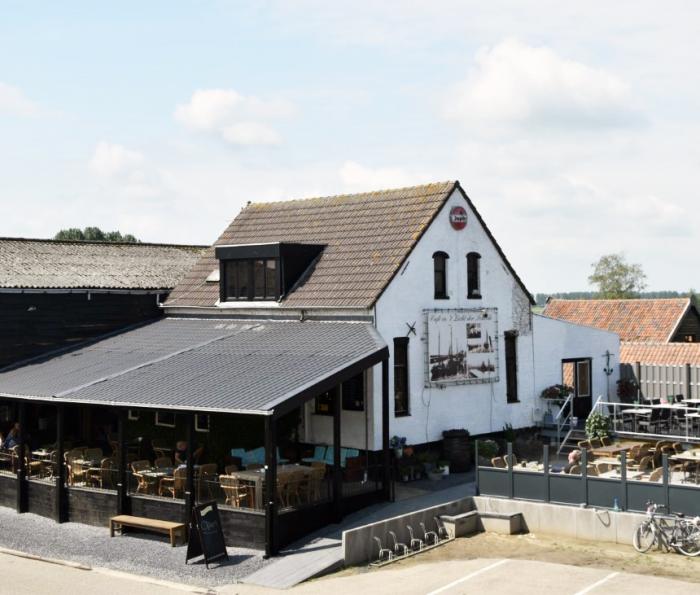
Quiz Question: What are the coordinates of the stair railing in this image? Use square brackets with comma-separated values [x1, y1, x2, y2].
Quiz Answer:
[554, 393, 573, 453]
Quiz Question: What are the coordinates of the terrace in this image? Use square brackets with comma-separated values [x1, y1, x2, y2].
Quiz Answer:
[0, 317, 392, 556]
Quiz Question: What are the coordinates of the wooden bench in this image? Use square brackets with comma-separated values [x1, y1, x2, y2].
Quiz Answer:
[109, 515, 186, 547]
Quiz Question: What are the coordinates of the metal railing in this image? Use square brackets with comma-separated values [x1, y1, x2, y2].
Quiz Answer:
[590, 400, 700, 443]
[553, 394, 573, 453]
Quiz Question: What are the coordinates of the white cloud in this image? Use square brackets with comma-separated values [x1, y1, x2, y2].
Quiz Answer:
[174, 89, 293, 146]
[445, 39, 642, 133]
[221, 122, 281, 146]
[90, 142, 145, 178]
[89, 142, 161, 199]
[0, 82, 41, 117]
[339, 160, 427, 192]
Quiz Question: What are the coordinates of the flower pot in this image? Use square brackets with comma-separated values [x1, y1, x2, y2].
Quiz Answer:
[394, 448, 403, 459]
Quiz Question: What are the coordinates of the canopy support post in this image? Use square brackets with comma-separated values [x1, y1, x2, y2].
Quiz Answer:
[16, 401, 27, 513]
[116, 409, 128, 516]
[382, 357, 392, 502]
[185, 413, 195, 523]
[55, 404, 66, 522]
[264, 414, 278, 558]
[333, 384, 342, 522]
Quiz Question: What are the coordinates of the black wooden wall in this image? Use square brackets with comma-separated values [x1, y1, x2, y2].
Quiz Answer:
[671, 306, 700, 343]
[0, 292, 165, 368]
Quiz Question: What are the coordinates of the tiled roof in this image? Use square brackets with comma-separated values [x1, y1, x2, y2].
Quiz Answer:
[0, 318, 386, 414]
[621, 342, 700, 366]
[165, 181, 533, 309]
[542, 298, 691, 342]
[0, 238, 206, 290]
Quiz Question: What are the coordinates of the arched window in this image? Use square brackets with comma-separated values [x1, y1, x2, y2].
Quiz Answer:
[433, 251, 449, 299]
[467, 252, 481, 299]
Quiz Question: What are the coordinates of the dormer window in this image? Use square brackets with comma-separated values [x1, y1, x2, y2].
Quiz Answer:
[215, 242, 324, 304]
[223, 259, 278, 301]
[433, 251, 449, 299]
[467, 252, 481, 299]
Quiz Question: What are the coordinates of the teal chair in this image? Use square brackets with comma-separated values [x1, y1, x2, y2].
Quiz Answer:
[302, 445, 327, 464]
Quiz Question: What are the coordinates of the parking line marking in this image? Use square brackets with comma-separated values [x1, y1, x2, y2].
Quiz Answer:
[572, 572, 619, 595]
[426, 559, 509, 595]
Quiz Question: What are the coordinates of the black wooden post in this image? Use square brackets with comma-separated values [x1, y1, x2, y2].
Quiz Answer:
[581, 448, 588, 505]
[635, 361, 642, 399]
[116, 409, 128, 515]
[474, 440, 480, 496]
[507, 442, 514, 499]
[543, 444, 550, 503]
[332, 384, 342, 522]
[662, 454, 670, 512]
[264, 414, 278, 558]
[381, 358, 391, 502]
[185, 413, 195, 523]
[620, 450, 627, 511]
[16, 402, 27, 513]
[686, 363, 692, 399]
[55, 404, 66, 522]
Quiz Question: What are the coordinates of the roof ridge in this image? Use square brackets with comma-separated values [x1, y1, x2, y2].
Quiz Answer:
[547, 297, 689, 303]
[0, 236, 207, 249]
[242, 180, 456, 209]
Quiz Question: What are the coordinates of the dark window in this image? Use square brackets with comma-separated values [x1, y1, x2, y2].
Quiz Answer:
[315, 373, 365, 414]
[433, 252, 449, 299]
[394, 337, 410, 416]
[505, 330, 518, 403]
[467, 252, 481, 299]
[223, 259, 278, 301]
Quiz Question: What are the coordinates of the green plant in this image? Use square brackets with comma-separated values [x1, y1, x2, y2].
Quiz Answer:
[585, 411, 611, 440]
[389, 435, 406, 449]
[502, 423, 516, 444]
[540, 384, 575, 399]
[477, 439, 498, 459]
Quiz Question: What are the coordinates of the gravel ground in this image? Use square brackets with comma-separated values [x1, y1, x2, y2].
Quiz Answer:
[0, 507, 270, 588]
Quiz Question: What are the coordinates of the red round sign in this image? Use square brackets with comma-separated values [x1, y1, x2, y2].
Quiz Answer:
[449, 206, 467, 230]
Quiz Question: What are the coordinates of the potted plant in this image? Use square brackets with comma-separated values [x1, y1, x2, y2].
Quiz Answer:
[540, 384, 575, 401]
[476, 439, 499, 466]
[585, 411, 611, 440]
[390, 435, 406, 458]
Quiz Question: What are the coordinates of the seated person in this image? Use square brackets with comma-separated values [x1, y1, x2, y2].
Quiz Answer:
[174, 440, 204, 466]
[3, 423, 20, 449]
[562, 449, 581, 474]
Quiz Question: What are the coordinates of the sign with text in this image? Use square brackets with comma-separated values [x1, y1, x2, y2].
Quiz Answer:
[185, 501, 228, 568]
[424, 308, 499, 386]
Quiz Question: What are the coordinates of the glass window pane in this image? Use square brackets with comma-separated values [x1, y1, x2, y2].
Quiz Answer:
[577, 361, 591, 397]
[254, 260, 265, 298]
[237, 261, 248, 298]
[224, 262, 237, 299]
[265, 260, 277, 299]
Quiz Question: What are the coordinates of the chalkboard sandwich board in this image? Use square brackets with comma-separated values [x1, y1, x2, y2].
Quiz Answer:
[186, 501, 229, 568]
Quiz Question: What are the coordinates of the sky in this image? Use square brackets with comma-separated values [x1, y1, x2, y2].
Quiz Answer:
[0, 1, 698, 294]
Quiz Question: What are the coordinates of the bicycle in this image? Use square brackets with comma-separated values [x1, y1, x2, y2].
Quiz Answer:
[633, 501, 700, 557]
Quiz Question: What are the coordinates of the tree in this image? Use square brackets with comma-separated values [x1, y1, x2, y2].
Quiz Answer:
[54, 227, 140, 243]
[588, 253, 646, 298]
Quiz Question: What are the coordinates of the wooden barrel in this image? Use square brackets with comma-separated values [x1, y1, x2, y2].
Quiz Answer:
[442, 429, 471, 472]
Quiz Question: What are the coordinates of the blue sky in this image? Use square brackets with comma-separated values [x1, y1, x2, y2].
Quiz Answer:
[1, 2, 698, 293]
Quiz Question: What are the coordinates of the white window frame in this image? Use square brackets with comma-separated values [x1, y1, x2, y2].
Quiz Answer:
[155, 411, 176, 428]
[127, 409, 140, 421]
[195, 414, 210, 433]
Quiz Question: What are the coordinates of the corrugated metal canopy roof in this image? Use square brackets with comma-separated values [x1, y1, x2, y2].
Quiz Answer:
[0, 318, 386, 415]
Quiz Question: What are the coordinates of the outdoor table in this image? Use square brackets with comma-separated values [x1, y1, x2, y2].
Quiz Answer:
[72, 458, 102, 469]
[139, 467, 174, 494]
[590, 444, 634, 457]
[514, 462, 544, 473]
[598, 469, 644, 480]
[621, 408, 651, 432]
[683, 399, 700, 405]
[236, 464, 314, 510]
[31, 449, 53, 462]
[670, 452, 700, 484]
[592, 457, 625, 467]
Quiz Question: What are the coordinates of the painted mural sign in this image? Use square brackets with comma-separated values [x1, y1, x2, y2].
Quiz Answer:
[424, 308, 499, 386]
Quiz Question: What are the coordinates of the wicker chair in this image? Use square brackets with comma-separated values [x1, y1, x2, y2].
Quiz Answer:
[648, 467, 664, 482]
[131, 459, 153, 494]
[502, 453, 518, 468]
[197, 463, 218, 500]
[491, 457, 506, 468]
[567, 464, 581, 475]
[220, 474, 249, 507]
[159, 466, 187, 498]
[154, 457, 172, 469]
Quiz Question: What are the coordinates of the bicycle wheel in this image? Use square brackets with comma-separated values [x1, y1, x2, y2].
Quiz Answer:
[675, 523, 700, 557]
[633, 521, 656, 553]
